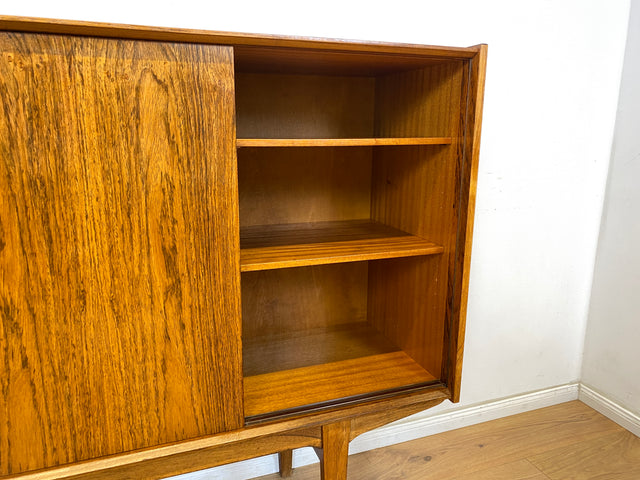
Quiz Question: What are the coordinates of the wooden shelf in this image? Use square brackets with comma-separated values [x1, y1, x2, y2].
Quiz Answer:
[236, 137, 452, 148]
[244, 350, 437, 419]
[240, 220, 444, 272]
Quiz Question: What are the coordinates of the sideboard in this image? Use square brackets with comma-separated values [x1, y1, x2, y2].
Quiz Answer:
[0, 15, 486, 479]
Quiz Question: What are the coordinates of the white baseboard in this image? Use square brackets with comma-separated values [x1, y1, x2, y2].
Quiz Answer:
[166, 382, 640, 479]
[167, 383, 579, 480]
[579, 384, 640, 438]
[349, 383, 580, 455]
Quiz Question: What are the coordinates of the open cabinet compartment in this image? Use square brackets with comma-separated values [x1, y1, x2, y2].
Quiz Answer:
[0, 16, 486, 479]
[235, 49, 469, 421]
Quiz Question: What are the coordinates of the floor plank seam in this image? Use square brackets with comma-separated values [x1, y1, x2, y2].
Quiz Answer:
[253, 401, 637, 480]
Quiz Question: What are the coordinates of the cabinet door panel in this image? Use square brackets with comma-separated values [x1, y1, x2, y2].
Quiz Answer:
[0, 33, 241, 475]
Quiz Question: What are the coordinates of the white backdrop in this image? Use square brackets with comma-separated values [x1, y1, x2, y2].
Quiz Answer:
[583, 0, 640, 415]
[2, 0, 632, 476]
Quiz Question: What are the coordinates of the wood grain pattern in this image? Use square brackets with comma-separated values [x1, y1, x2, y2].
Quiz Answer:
[241, 262, 368, 339]
[235, 46, 461, 76]
[236, 137, 452, 147]
[238, 147, 372, 227]
[0, 15, 481, 60]
[0, 33, 242, 475]
[244, 352, 437, 419]
[0, 16, 486, 480]
[339, 401, 623, 480]
[242, 236, 442, 271]
[447, 45, 488, 402]
[370, 145, 460, 245]
[450, 461, 548, 480]
[235, 73, 375, 139]
[243, 323, 400, 376]
[375, 62, 465, 137]
[316, 421, 351, 480]
[349, 397, 446, 441]
[241, 223, 443, 271]
[278, 450, 294, 478]
[241, 220, 412, 249]
[529, 430, 640, 479]
[369, 61, 466, 382]
[368, 256, 448, 385]
[368, 145, 455, 378]
[237, 59, 472, 422]
[256, 402, 626, 480]
[3, 427, 323, 480]
[2, 388, 450, 480]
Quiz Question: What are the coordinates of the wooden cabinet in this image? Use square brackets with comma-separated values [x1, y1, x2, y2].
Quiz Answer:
[0, 16, 486, 480]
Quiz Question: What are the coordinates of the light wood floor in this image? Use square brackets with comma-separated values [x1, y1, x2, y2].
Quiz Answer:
[258, 401, 640, 479]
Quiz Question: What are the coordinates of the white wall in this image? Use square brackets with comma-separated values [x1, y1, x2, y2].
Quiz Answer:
[582, 0, 640, 415]
[2, 0, 631, 477]
[6, 0, 628, 405]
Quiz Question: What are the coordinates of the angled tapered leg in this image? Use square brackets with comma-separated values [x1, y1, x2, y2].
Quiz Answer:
[278, 449, 293, 477]
[313, 420, 351, 480]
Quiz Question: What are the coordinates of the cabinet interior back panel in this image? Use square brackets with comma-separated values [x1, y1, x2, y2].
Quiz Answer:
[241, 262, 369, 339]
[0, 32, 242, 475]
[235, 72, 375, 139]
[238, 147, 373, 227]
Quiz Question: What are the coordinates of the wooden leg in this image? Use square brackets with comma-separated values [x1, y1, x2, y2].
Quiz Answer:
[313, 420, 351, 480]
[278, 449, 293, 478]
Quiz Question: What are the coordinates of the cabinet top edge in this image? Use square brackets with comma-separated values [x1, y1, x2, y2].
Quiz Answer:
[0, 15, 483, 59]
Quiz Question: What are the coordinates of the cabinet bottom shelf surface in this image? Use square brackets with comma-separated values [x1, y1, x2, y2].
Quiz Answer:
[243, 323, 438, 420]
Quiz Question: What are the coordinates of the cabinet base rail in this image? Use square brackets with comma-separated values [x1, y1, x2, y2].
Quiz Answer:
[4, 390, 447, 480]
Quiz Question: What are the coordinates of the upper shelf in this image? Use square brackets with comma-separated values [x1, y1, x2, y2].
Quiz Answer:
[236, 137, 452, 148]
[240, 220, 444, 272]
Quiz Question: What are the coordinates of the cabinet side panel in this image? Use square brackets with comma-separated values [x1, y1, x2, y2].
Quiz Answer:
[447, 48, 487, 401]
[374, 62, 463, 138]
[0, 33, 242, 475]
[367, 255, 447, 377]
[368, 146, 456, 376]
[370, 62, 465, 378]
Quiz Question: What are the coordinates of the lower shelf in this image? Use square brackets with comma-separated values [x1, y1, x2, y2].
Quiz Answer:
[243, 350, 437, 419]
